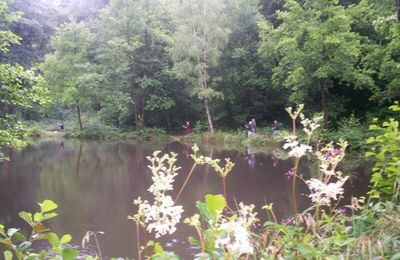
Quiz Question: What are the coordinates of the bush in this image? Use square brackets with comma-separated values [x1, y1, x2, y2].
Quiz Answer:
[324, 114, 372, 150]
[138, 127, 167, 141]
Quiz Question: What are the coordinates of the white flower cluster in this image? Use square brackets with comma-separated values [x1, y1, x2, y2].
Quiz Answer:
[238, 202, 259, 228]
[215, 203, 257, 256]
[147, 151, 181, 198]
[306, 177, 349, 206]
[300, 113, 323, 139]
[133, 151, 183, 238]
[138, 195, 183, 238]
[283, 135, 312, 158]
[316, 141, 347, 177]
[216, 221, 254, 255]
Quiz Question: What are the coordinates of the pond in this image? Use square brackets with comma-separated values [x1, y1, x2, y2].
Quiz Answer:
[0, 138, 369, 258]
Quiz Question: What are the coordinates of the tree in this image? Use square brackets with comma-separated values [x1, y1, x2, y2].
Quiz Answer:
[0, 0, 59, 67]
[94, 0, 175, 130]
[210, 0, 288, 127]
[170, 0, 230, 134]
[0, 0, 48, 160]
[41, 21, 98, 130]
[258, 0, 375, 127]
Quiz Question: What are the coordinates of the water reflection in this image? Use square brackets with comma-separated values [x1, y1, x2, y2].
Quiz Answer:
[245, 148, 256, 169]
[0, 139, 366, 258]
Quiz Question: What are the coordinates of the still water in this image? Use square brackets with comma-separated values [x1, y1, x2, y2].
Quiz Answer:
[0, 138, 369, 258]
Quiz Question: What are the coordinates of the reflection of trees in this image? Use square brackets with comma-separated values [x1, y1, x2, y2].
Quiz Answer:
[0, 146, 40, 228]
[0, 140, 318, 257]
[75, 142, 83, 176]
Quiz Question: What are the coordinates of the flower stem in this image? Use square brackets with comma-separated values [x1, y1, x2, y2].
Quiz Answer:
[136, 223, 141, 260]
[222, 177, 227, 199]
[196, 226, 205, 254]
[175, 163, 197, 203]
[291, 158, 300, 214]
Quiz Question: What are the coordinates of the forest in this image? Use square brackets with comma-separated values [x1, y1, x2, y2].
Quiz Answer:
[0, 0, 398, 137]
[1, 0, 400, 259]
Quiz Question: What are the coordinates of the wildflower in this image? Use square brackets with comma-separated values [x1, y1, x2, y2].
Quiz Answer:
[316, 141, 347, 177]
[215, 221, 254, 255]
[283, 136, 312, 158]
[306, 177, 349, 206]
[286, 104, 304, 120]
[132, 151, 184, 238]
[138, 195, 183, 238]
[184, 214, 200, 227]
[299, 113, 323, 141]
[238, 202, 259, 228]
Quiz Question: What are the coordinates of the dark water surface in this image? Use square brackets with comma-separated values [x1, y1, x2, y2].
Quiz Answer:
[0, 138, 369, 258]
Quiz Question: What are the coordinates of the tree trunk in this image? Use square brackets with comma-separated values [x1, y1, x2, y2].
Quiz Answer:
[397, 0, 400, 21]
[204, 98, 214, 135]
[130, 80, 143, 130]
[319, 80, 328, 128]
[76, 105, 83, 130]
[202, 0, 215, 135]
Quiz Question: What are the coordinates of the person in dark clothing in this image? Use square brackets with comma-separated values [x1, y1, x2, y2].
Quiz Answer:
[272, 120, 280, 137]
[245, 118, 257, 137]
[59, 122, 64, 132]
[182, 121, 192, 134]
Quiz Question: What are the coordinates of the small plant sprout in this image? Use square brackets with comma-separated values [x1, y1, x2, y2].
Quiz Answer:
[286, 103, 304, 134]
[190, 144, 235, 178]
[176, 144, 235, 202]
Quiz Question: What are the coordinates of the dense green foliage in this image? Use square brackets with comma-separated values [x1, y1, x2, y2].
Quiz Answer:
[367, 102, 400, 202]
[0, 0, 398, 134]
[0, 0, 48, 160]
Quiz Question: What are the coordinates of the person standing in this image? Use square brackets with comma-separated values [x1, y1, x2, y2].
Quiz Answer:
[182, 121, 192, 134]
[245, 118, 256, 137]
[272, 120, 280, 137]
[250, 118, 256, 135]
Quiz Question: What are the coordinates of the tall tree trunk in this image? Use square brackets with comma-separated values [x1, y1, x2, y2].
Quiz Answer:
[202, 0, 215, 135]
[204, 98, 214, 135]
[397, 0, 400, 21]
[130, 81, 143, 130]
[76, 105, 83, 130]
[319, 80, 328, 127]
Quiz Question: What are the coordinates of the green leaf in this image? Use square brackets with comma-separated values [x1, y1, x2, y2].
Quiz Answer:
[196, 201, 211, 221]
[188, 236, 201, 247]
[14, 231, 26, 242]
[32, 222, 47, 233]
[205, 194, 226, 215]
[39, 200, 58, 213]
[33, 212, 42, 222]
[18, 241, 32, 251]
[4, 250, 13, 260]
[60, 234, 72, 244]
[0, 238, 12, 246]
[154, 242, 164, 254]
[47, 232, 59, 247]
[41, 212, 58, 221]
[61, 248, 78, 260]
[7, 228, 19, 238]
[19, 211, 33, 226]
[0, 224, 4, 235]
